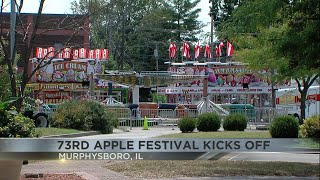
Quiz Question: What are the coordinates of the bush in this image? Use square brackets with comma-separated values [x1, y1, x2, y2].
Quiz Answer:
[197, 112, 221, 132]
[0, 108, 37, 138]
[178, 117, 197, 133]
[269, 115, 299, 138]
[53, 100, 118, 134]
[300, 115, 320, 138]
[223, 113, 248, 131]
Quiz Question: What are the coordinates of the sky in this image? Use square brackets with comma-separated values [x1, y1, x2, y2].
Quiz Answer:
[3, 0, 212, 34]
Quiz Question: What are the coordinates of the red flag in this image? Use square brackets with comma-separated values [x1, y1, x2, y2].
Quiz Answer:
[227, 41, 234, 56]
[88, 49, 95, 59]
[47, 47, 55, 58]
[101, 49, 109, 60]
[194, 42, 201, 59]
[94, 49, 102, 60]
[215, 45, 219, 58]
[36, 47, 44, 58]
[219, 42, 224, 56]
[204, 44, 212, 58]
[63, 48, 71, 59]
[183, 42, 190, 59]
[169, 43, 177, 58]
[73, 49, 79, 59]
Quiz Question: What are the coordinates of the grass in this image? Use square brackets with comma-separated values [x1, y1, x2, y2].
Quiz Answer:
[35, 128, 83, 137]
[106, 160, 319, 179]
[157, 131, 272, 138]
[297, 138, 320, 149]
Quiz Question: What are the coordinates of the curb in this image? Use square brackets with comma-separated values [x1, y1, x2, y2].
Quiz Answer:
[41, 131, 101, 138]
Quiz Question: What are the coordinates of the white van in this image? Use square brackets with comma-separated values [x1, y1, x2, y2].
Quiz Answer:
[276, 86, 320, 119]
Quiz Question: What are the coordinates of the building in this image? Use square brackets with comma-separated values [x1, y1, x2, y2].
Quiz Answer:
[0, 12, 90, 73]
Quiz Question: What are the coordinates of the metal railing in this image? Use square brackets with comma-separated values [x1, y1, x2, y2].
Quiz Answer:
[108, 107, 288, 130]
[46, 105, 289, 130]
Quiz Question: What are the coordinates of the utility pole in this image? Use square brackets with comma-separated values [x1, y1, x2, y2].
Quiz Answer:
[210, 0, 215, 62]
[10, 0, 16, 62]
[154, 45, 159, 72]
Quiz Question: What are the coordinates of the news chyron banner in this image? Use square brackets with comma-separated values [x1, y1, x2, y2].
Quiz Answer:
[0, 138, 318, 160]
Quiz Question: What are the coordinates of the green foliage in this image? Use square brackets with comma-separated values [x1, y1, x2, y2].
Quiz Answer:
[269, 115, 299, 138]
[0, 66, 11, 102]
[219, 0, 320, 120]
[53, 100, 118, 134]
[165, 0, 202, 41]
[223, 113, 247, 131]
[71, 0, 203, 71]
[0, 101, 37, 137]
[197, 112, 221, 132]
[152, 93, 167, 103]
[299, 115, 320, 138]
[178, 117, 197, 133]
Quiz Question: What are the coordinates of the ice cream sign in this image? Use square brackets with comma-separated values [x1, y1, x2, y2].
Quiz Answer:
[53, 62, 87, 71]
[37, 62, 88, 82]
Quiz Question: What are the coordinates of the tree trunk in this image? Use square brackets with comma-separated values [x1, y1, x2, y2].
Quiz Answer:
[299, 90, 308, 124]
[271, 86, 276, 108]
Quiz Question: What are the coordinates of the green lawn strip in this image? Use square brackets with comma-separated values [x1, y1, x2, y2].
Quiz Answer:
[296, 138, 320, 149]
[35, 128, 83, 137]
[157, 131, 271, 138]
[106, 160, 319, 179]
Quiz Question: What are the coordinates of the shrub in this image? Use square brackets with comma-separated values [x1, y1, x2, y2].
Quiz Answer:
[269, 115, 299, 138]
[300, 115, 320, 138]
[223, 113, 248, 131]
[0, 107, 37, 138]
[178, 117, 197, 133]
[53, 100, 118, 134]
[197, 112, 221, 132]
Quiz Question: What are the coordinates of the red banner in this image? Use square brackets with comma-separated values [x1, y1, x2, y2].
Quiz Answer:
[35, 47, 109, 60]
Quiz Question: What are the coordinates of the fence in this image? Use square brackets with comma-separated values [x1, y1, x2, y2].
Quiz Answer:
[108, 107, 288, 130]
[227, 108, 288, 125]
[107, 108, 199, 130]
[44, 105, 289, 130]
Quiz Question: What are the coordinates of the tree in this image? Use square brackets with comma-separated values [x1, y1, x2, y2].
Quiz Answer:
[219, 0, 320, 122]
[72, 0, 203, 70]
[0, 0, 88, 110]
[72, 0, 168, 71]
[165, 0, 202, 42]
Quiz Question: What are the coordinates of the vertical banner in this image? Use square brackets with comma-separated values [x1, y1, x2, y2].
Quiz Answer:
[88, 49, 95, 59]
[63, 48, 71, 59]
[73, 49, 79, 59]
[101, 49, 109, 60]
[47, 47, 55, 58]
[95, 49, 101, 60]
[36, 47, 44, 58]
[79, 48, 87, 59]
